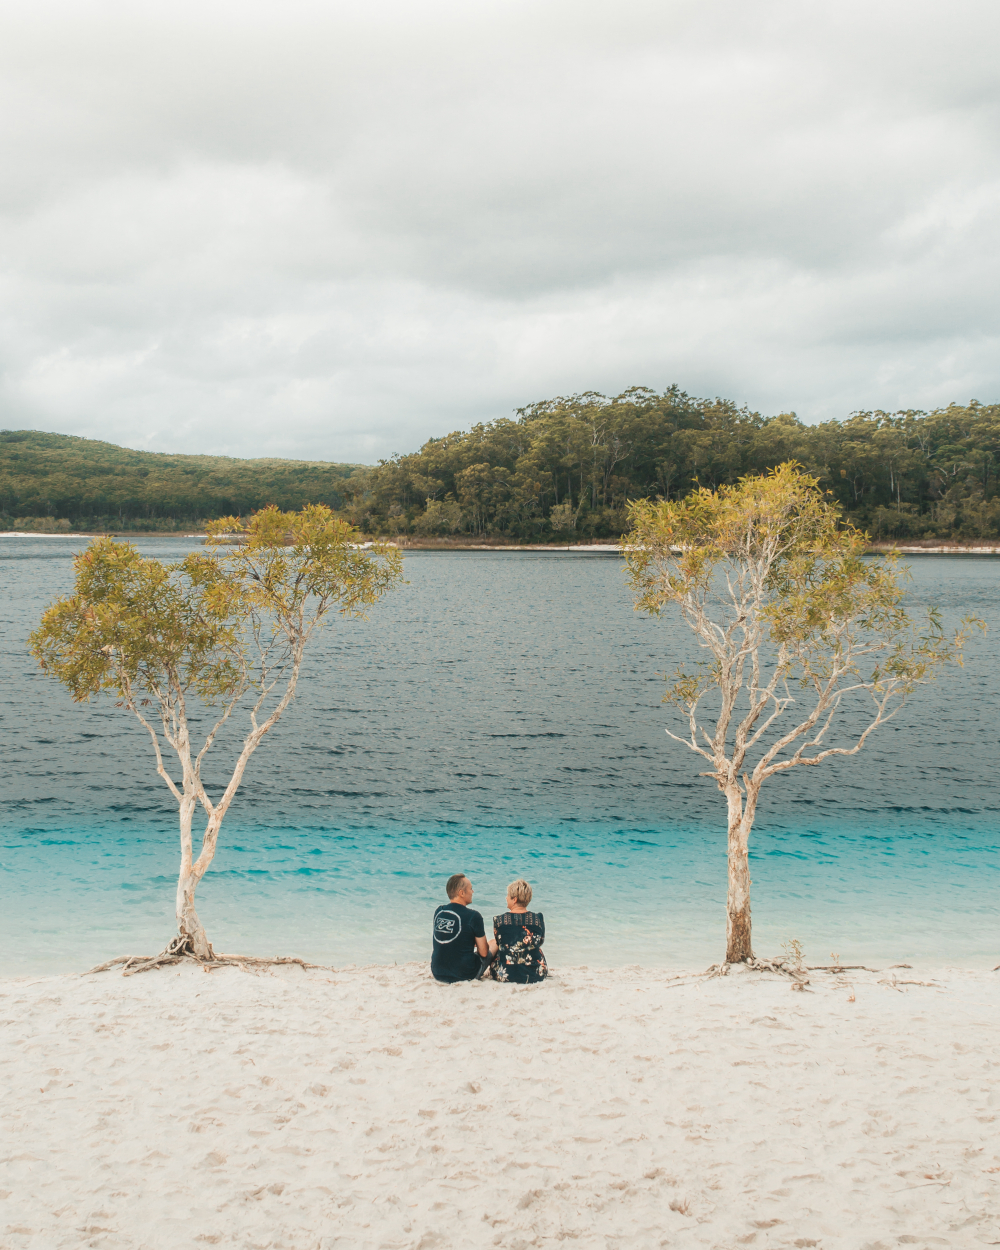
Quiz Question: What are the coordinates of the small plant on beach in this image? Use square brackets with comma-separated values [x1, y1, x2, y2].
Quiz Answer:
[624, 462, 979, 965]
[781, 938, 805, 973]
[30, 505, 402, 967]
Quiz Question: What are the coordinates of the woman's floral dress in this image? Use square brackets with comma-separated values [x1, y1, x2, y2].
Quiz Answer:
[486, 911, 548, 984]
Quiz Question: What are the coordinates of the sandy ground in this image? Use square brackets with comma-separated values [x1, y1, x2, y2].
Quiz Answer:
[1, 960, 999, 1250]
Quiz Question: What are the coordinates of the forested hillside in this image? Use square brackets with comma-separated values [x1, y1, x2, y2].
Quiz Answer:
[345, 388, 1000, 542]
[0, 431, 363, 531]
[4, 388, 1000, 539]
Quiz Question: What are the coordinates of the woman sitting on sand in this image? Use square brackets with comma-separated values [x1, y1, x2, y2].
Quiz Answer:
[485, 879, 548, 983]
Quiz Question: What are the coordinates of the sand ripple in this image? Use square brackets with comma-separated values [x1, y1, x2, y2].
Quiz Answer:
[1, 962, 999, 1247]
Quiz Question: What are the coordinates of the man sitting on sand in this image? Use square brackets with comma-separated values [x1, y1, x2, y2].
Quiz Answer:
[431, 874, 491, 984]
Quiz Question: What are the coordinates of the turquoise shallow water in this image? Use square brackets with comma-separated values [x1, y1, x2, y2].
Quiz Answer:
[1, 538, 998, 973]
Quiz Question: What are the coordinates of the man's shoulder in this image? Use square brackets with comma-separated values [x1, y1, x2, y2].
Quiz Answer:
[432, 904, 465, 946]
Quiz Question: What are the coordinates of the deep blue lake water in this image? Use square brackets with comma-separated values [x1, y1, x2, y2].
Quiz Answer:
[1, 536, 997, 974]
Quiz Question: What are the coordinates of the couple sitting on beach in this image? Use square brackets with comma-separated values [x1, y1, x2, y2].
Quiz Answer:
[431, 874, 548, 985]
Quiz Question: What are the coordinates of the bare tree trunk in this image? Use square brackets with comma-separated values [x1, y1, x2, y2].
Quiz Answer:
[725, 786, 753, 963]
[167, 648, 305, 959]
[174, 792, 213, 957]
[176, 870, 212, 957]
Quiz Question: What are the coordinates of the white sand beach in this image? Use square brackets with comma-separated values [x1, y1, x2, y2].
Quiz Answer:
[2, 961, 999, 1249]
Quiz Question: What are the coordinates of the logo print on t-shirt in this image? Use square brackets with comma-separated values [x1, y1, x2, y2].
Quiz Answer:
[434, 910, 461, 944]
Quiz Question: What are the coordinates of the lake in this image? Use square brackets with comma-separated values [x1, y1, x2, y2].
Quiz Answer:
[1, 537, 997, 974]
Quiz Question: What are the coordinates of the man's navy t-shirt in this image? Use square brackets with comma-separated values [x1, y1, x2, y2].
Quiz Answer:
[431, 902, 486, 983]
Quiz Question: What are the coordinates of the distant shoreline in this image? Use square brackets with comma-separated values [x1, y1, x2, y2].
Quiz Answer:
[4, 531, 1000, 555]
[398, 540, 1000, 555]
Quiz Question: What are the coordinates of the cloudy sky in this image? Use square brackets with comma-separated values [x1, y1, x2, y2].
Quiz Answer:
[1, 0, 998, 462]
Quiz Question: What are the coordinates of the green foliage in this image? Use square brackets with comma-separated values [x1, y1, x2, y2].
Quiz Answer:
[30, 505, 402, 713]
[343, 392, 1000, 541]
[624, 463, 979, 773]
[29, 535, 247, 706]
[623, 464, 982, 962]
[0, 429, 363, 528]
[28, 505, 403, 954]
[203, 505, 404, 629]
[7, 392, 1000, 541]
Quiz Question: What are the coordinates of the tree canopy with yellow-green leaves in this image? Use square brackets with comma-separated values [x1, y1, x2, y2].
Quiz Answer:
[624, 463, 981, 966]
[29, 504, 403, 970]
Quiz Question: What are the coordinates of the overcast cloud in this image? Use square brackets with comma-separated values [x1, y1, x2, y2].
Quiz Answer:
[1, 0, 998, 461]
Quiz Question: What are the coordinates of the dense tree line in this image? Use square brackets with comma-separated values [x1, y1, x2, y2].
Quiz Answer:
[0, 430, 362, 531]
[4, 389, 1000, 539]
[341, 388, 1000, 541]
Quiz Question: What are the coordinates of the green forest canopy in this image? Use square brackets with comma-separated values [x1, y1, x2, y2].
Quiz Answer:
[4, 387, 1000, 539]
[0, 430, 362, 532]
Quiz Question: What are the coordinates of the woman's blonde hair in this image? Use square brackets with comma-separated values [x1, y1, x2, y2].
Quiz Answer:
[507, 878, 533, 906]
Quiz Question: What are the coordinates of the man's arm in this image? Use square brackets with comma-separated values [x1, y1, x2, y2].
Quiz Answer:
[473, 912, 490, 959]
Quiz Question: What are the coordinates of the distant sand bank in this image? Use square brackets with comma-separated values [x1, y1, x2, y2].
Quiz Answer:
[2, 962, 998, 1247]
[4, 532, 1000, 555]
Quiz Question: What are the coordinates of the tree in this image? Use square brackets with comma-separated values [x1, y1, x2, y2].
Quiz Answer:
[624, 463, 979, 964]
[9, 397, 1000, 541]
[29, 505, 403, 965]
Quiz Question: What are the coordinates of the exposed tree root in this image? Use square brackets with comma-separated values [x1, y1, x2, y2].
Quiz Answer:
[122, 954, 184, 976]
[81, 955, 134, 975]
[82, 939, 328, 977]
[705, 958, 884, 979]
[701, 957, 939, 995]
[704, 957, 815, 988]
[750, 956, 813, 988]
[700, 958, 939, 995]
[748, 957, 790, 975]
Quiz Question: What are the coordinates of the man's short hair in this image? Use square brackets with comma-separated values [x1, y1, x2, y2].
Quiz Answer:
[507, 878, 532, 906]
[446, 874, 469, 899]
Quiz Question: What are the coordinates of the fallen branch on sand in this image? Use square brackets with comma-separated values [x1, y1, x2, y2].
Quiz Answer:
[83, 937, 327, 977]
[654, 971, 720, 990]
[807, 964, 881, 973]
[878, 974, 940, 990]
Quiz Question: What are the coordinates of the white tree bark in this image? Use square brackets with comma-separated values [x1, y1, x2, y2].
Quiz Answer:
[120, 614, 312, 958]
[651, 534, 917, 963]
[31, 512, 402, 964]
